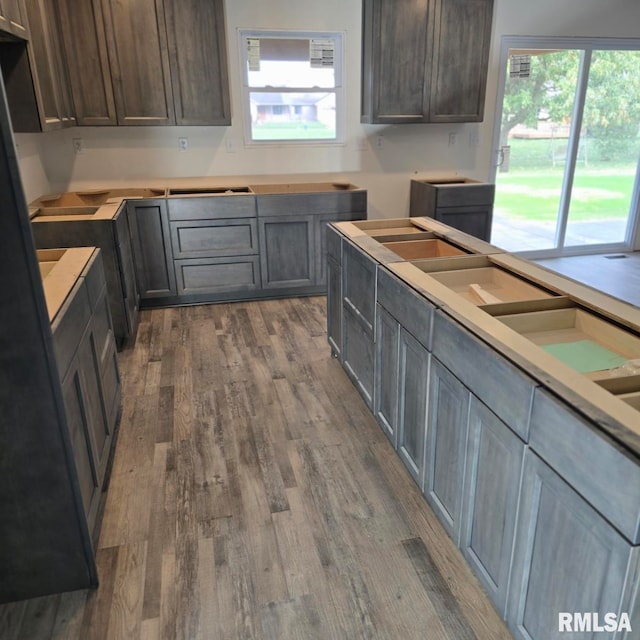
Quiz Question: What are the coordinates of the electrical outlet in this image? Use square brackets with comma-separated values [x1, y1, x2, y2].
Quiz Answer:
[448, 132, 457, 147]
[469, 131, 480, 147]
[376, 136, 384, 148]
[72, 138, 84, 154]
[179, 137, 188, 152]
[225, 138, 237, 153]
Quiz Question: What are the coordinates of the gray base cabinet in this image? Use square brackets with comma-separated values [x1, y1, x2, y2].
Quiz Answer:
[259, 215, 315, 289]
[374, 304, 400, 447]
[128, 199, 177, 300]
[424, 358, 470, 543]
[409, 179, 496, 241]
[31, 206, 139, 348]
[507, 451, 638, 640]
[341, 240, 377, 409]
[52, 250, 120, 533]
[397, 328, 430, 485]
[326, 224, 344, 358]
[461, 398, 524, 616]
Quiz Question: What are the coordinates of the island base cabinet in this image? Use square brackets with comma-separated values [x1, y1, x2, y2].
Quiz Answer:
[397, 328, 429, 485]
[461, 398, 524, 616]
[342, 305, 374, 409]
[374, 304, 400, 447]
[423, 358, 470, 544]
[506, 451, 639, 640]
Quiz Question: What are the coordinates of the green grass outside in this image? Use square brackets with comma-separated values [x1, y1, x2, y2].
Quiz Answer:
[251, 121, 335, 141]
[496, 138, 638, 222]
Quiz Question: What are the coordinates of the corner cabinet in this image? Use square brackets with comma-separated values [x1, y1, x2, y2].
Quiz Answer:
[361, 0, 494, 124]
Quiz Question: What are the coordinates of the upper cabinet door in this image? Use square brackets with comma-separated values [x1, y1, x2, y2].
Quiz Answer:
[101, 0, 175, 125]
[0, 0, 29, 38]
[164, 0, 231, 125]
[429, 0, 494, 122]
[362, 0, 432, 124]
[58, 0, 116, 126]
[361, 0, 494, 124]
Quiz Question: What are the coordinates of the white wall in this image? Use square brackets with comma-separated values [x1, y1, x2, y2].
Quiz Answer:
[14, 0, 640, 218]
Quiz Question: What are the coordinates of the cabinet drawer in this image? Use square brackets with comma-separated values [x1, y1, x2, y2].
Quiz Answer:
[530, 389, 640, 543]
[434, 184, 495, 208]
[170, 219, 258, 259]
[343, 304, 374, 408]
[174, 256, 260, 295]
[343, 241, 377, 333]
[168, 195, 256, 220]
[377, 267, 433, 350]
[256, 191, 367, 217]
[52, 280, 91, 379]
[432, 311, 534, 441]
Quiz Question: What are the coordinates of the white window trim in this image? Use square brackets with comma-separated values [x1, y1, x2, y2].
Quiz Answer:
[238, 29, 345, 147]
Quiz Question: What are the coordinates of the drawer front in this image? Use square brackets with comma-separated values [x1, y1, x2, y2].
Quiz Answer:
[343, 241, 377, 333]
[432, 311, 534, 441]
[100, 335, 121, 434]
[52, 280, 91, 379]
[170, 219, 258, 259]
[168, 195, 256, 220]
[175, 256, 260, 295]
[530, 389, 640, 543]
[377, 267, 433, 350]
[92, 291, 114, 370]
[256, 190, 367, 217]
[326, 224, 343, 263]
[343, 305, 374, 409]
[434, 184, 495, 208]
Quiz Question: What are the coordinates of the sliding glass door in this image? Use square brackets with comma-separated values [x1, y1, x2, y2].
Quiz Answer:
[491, 38, 640, 256]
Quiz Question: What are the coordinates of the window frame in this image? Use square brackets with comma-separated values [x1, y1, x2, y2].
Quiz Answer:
[238, 29, 345, 146]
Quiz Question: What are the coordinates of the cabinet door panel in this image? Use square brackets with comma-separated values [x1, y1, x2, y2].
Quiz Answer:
[102, 0, 174, 125]
[462, 398, 524, 615]
[429, 0, 493, 122]
[259, 216, 315, 288]
[397, 329, 429, 484]
[58, 0, 116, 125]
[507, 452, 635, 640]
[375, 305, 400, 447]
[363, 0, 431, 123]
[61, 365, 99, 523]
[164, 0, 230, 125]
[424, 358, 470, 543]
[128, 200, 176, 299]
[343, 305, 374, 408]
[327, 257, 342, 358]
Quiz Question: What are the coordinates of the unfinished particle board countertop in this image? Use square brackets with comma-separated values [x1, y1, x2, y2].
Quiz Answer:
[28, 178, 366, 222]
[37, 247, 95, 322]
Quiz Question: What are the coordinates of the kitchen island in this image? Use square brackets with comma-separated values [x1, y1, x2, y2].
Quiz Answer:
[328, 216, 640, 640]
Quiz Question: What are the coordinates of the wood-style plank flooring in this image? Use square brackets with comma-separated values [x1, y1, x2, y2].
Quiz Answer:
[0, 297, 511, 640]
[536, 251, 640, 307]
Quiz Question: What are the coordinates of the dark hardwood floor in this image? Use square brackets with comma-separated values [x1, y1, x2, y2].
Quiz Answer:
[0, 297, 511, 640]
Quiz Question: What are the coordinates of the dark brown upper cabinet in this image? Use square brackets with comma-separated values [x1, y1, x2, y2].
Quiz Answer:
[0, 0, 29, 38]
[361, 0, 494, 124]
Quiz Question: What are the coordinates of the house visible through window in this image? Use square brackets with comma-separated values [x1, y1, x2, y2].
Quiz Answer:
[240, 30, 344, 143]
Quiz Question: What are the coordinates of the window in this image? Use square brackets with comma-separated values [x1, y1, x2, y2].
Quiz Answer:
[240, 30, 344, 144]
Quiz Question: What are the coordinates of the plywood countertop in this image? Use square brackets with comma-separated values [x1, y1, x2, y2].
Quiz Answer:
[37, 247, 94, 321]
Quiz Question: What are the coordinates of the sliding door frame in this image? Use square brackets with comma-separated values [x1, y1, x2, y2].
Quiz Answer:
[491, 36, 640, 257]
